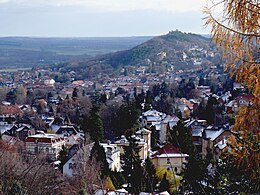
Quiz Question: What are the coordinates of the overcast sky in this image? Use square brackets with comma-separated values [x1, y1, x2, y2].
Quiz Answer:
[0, 0, 210, 37]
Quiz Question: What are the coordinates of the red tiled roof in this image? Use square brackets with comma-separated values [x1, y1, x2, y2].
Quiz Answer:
[0, 105, 22, 115]
[152, 143, 181, 157]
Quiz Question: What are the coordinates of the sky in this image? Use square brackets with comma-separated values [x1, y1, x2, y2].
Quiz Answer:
[0, 0, 211, 37]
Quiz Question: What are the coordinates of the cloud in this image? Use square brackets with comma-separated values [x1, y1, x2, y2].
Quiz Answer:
[0, 0, 205, 12]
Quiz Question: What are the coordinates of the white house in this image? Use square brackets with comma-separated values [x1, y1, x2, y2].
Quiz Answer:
[100, 143, 121, 172]
[140, 109, 167, 127]
[63, 143, 94, 177]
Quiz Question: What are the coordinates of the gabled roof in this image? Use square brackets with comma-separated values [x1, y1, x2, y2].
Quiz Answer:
[162, 115, 179, 123]
[0, 105, 22, 115]
[56, 125, 78, 135]
[142, 109, 167, 119]
[185, 119, 207, 128]
[152, 143, 188, 158]
[204, 128, 229, 141]
[214, 139, 227, 150]
[136, 128, 151, 135]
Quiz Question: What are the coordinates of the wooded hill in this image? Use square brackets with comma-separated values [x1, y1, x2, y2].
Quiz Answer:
[60, 30, 212, 79]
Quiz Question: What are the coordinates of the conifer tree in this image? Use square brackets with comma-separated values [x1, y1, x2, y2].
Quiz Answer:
[90, 141, 109, 178]
[72, 88, 78, 99]
[150, 125, 158, 149]
[122, 136, 144, 194]
[159, 172, 170, 193]
[82, 105, 104, 142]
[57, 145, 68, 173]
[169, 120, 194, 155]
[143, 158, 158, 193]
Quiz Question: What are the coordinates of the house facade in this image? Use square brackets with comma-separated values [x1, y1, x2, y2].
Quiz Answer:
[201, 126, 233, 159]
[101, 143, 121, 172]
[151, 143, 188, 174]
[25, 133, 65, 160]
[115, 135, 149, 160]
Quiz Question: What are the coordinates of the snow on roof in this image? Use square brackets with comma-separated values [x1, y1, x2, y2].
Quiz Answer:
[156, 153, 189, 158]
[115, 136, 146, 145]
[16, 126, 26, 132]
[136, 128, 151, 134]
[154, 124, 161, 131]
[0, 124, 14, 134]
[226, 100, 235, 107]
[142, 109, 166, 118]
[214, 139, 227, 150]
[29, 133, 60, 139]
[185, 119, 207, 128]
[205, 128, 226, 141]
[192, 127, 204, 137]
[162, 115, 179, 123]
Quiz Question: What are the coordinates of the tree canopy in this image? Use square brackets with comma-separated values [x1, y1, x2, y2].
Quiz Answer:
[203, 0, 260, 192]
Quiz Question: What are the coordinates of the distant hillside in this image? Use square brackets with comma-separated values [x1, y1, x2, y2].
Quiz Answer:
[63, 31, 211, 79]
[102, 30, 209, 68]
[0, 36, 151, 68]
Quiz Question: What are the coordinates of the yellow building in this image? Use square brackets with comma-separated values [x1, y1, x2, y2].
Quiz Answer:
[152, 143, 188, 174]
[115, 135, 148, 160]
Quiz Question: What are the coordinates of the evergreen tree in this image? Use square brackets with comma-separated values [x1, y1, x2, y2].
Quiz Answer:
[152, 84, 161, 97]
[122, 136, 144, 194]
[198, 76, 205, 86]
[81, 106, 104, 142]
[214, 134, 260, 194]
[6, 90, 16, 104]
[57, 145, 68, 173]
[110, 102, 140, 137]
[169, 120, 194, 155]
[160, 82, 169, 95]
[99, 93, 107, 104]
[110, 171, 126, 189]
[205, 96, 218, 125]
[144, 90, 153, 111]
[159, 172, 170, 193]
[90, 141, 109, 178]
[181, 154, 211, 194]
[82, 89, 85, 97]
[72, 88, 78, 99]
[150, 125, 158, 149]
[143, 158, 158, 193]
